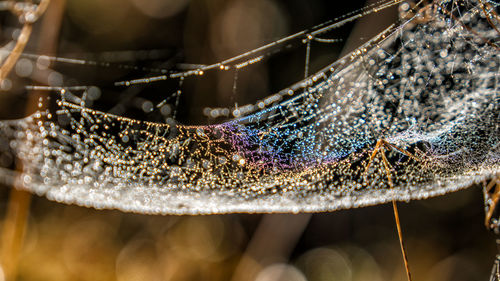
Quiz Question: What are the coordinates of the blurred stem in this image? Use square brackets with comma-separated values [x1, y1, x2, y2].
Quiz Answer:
[1, 189, 32, 281]
[0, 0, 65, 280]
[0, 0, 50, 82]
[0, 24, 33, 82]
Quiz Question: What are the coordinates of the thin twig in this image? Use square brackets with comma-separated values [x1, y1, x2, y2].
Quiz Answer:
[437, 2, 500, 51]
[380, 147, 412, 281]
[478, 0, 500, 36]
[364, 138, 415, 281]
[485, 177, 500, 229]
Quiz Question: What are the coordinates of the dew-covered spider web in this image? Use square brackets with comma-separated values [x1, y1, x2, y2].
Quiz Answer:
[0, 0, 498, 214]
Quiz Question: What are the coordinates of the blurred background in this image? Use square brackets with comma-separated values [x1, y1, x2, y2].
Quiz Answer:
[0, 0, 498, 280]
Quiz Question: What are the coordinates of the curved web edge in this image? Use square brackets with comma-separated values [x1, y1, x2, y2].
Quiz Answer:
[0, 161, 497, 215]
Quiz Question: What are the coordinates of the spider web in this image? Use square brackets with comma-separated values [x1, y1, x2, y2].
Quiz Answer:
[0, 0, 498, 214]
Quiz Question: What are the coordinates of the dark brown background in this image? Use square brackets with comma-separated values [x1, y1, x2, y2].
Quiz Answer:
[0, 0, 496, 280]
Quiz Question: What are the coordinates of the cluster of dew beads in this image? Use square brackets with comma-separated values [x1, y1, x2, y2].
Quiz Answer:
[0, 0, 498, 214]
